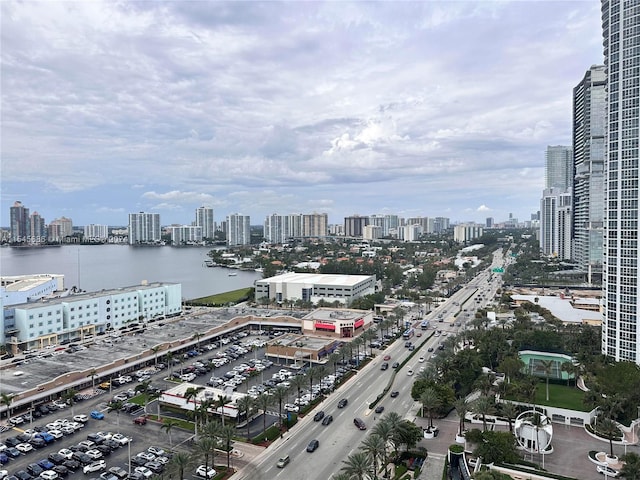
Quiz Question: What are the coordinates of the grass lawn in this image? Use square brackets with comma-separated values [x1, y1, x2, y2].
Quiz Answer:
[189, 288, 252, 305]
[534, 382, 588, 411]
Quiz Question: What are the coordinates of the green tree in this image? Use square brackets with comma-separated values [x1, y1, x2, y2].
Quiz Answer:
[360, 434, 385, 480]
[255, 393, 272, 438]
[620, 452, 640, 480]
[454, 397, 469, 435]
[372, 417, 394, 479]
[472, 430, 520, 465]
[193, 437, 217, 474]
[420, 387, 440, 429]
[62, 389, 77, 416]
[0, 393, 14, 420]
[236, 396, 254, 440]
[166, 451, 191, 480]
[500, 401, 519, 434]
[161, 418, 180, 446]
[272, 386, 289, 431]
[218, 423, 236, 469]
[472, 395, 495, 432]
[595, 416, 621, 458]
[215, 394, 231, 427]
[537, 359, 554, 402]
[340, 451, 372, 480]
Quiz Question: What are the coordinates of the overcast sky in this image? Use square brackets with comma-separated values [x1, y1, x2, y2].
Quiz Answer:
[1, 1, 604, 227]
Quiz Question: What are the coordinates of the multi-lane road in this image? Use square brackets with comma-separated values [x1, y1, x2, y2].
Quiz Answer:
[233, 249, 507, 479]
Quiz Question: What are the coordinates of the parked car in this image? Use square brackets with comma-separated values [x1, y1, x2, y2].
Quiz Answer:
[597, 465, 619, 477]
[133, 417, 147, 426]
[194, 465, 216, 478]
[82, 460, 106, 474]
[39, 471, 58, 480]
[38, 460, 55, 470]
[72, 415, 88, 423]
[51, 465, 69, 478]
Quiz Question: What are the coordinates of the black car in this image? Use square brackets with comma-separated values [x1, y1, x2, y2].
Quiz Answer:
[337, 398, 348, 408]
[390, 391, 399, 398]
[102, 440, 121, 451]
[127, 472, 145, 480]
[72, 452, 92, 465]
[86, 433, 105, 444]
[14, 471, 33, 480]
[62, 460, 80, 472]
[96, 445, 112, 456]
[26, 464, 43, 477]
[4, 437, 21, 447]
[0, 453, 9, 464]
[375, 405, 385, 414]
[130, 456, 147, 467]
[49, 453, 67, 465]
[392, 362, 400, 369]
[313, 411, 325, 422]
[353, 418, 366, 430]
[5, 447, 22, 458]
[427, 347, 434, 352]
[52, 465, 70, 477]
[321, 415, 333, 426]
[29, 437, 46, 449]
[17, 433, 32, 442]
[380, 362, 389, 370]
[306, 439, 319, 452]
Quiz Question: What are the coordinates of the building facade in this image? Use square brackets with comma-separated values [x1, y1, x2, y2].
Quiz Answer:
[227, 213, 251, 246]
[128, 212, 161, 245]
[540, 188, 573, 259]
[302, 213, 328, 237]
[453, 224, 484, 243]
[9, 201, 30, 242]
[344, 215, 369, 237]
[255, 273, 376, 306]
[545, 145, 573, 189]
[48, 217, 73, 243]
[195, 206, 215, 239]
[572, 65, 606, 284]
[2, 282, 182, 351]
[84, 224, 109, 241]
[170, 225, 203, 245]
[601, 0, 640, 363]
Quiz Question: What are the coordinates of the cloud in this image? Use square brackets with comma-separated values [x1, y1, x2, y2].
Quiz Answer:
[477, 205, 491, 212]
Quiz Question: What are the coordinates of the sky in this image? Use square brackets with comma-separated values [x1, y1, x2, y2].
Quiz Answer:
[1, 1, 604, 228]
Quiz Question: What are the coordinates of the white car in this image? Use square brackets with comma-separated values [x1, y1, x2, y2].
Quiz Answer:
[0, 470, 8, 480]
[47, 429, 64, 440]
[195, 465, 217, 479]
[134, 467, 153, 479]
[597, 465, 619, 477]
[58, 448, 73, 459]
[418, 356, 425, 363]
[136, 452, 156, 462]
[284, 403, 299, 412]
[86, 449, 104, 460]
[16, 443, 34, 453]
[147, 446, 165, 456]
[40, 471, 59, 480]
[112, 433, 131, 445]
[407, 369, 414, 376]
[83, 460, 106, 474]
[73, 414, 89, 423]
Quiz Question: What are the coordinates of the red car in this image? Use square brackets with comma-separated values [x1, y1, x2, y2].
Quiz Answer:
[133, 417, 147, 425]
[383, 355, 391, 361]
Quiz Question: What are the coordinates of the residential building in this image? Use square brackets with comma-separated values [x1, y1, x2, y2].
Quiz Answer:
[29, 211, 46, 244]
[128, 212, 161, 245]
[453, 224, 483, 243]
[344, 215, 369, 237]
[83, 224, 109, 241]
[433, 217, 450, 233]
[48, 217, 73, 243]
[540, 188, 573, 259]
[264, 214, 287, 244]
[2, 282, 182, 352]
[545, 145, 573, 189]
[363, 224, 382, 241]
[601, 0, 640, 363]
[227, 213, 250, 246]
[9, 201, 29, 242]
[170, 225, 203, 245]
[195, 206, 215, 239]
[486, 217, 494, 228]
[302, 213, 328, 237]
[399, 224, 421, 242]
[572, 65, 606, 284]
[255, 272, 376, 306]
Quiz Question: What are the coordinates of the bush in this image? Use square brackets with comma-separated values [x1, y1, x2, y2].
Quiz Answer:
[449, 444, 464, 454]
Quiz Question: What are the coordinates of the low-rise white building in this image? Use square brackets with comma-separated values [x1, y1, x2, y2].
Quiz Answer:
[255, 272, 376, 306]
[302, 308, 374, 338]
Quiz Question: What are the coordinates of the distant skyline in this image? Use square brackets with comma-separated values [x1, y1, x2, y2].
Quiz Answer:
[1, 1, 603, 226]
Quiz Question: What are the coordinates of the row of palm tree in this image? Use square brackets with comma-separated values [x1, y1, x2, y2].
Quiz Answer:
[334, 412, 423, 480]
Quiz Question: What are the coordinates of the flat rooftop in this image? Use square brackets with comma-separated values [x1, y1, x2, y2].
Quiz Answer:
[306, 308, 367, 322]
[259, 272, 373, 286]
[1, 274, 63, 292]
[268, 333, 337, 350]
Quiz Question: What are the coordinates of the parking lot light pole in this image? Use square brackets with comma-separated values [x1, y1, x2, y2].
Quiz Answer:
[128, 439, 131, 478]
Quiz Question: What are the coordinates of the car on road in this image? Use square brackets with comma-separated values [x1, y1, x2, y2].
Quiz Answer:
[89, 411, 104, 420]
[418, 356, 425, 363]
[380, 362, 389, 370]
[375, 405, 385, 414]
[407, 369, 414, 376]
[597, 465, 619, 477]
[383, 355, 391, 361]
[306, 439, 319, 452]
[276, 456, 290, 468]
[313, 411, 325, 422]
[321, 415, 333, 426]
[427, 347, 434, 352]
[337, 398, 348, 409]
[390, 391, 399, 398]
[82, 460, 106, 474]
[353, 418, 366, 430]
[392, 362, 400, 369]
[195, 465, 217, 478]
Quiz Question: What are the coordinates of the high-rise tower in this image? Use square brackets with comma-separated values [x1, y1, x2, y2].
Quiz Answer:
[545, 146, 573, 189]
[602, 0, 640, 363]
[9, 201, 29, 242]
[572, 65, 606, 284]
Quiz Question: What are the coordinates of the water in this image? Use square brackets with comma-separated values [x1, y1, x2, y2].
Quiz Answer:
[0, 245, 262, 299]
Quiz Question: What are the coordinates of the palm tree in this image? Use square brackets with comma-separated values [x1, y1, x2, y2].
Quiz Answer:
[537, 359, 554, 402]
[596, 416, 622, 458]
[372, 420, 393, 479]
[340, 451, 373, 480]
[236, 396, 254, 439]
[328, 352, 341, 389]
[215, 394, 230, 427]
[63, 389, 77, 416]
[88, 368, 97, 391]
[360, 434, 385, 480]
[473, 395, 495, 432]
[380, 411, 403, 458]
[0, 393, 14, 420]
[620, 452, 640, 480]
[453, 397, 469, 436]
[290, 373, 306, 407]
[501, 401, 518, 434]
[193, 437, 217, 475]
[219, 423, 236, 469]
[165, 351, 174, 377]
[167, 451, 191, 480]
[474, 372, 497, 396]
[255, 393, 272, 439]
[420, 387, 440, 430]
[272, 386, 289, 431]
[150, 346, 161, 366]
[161, 419, 180, 447]
[192, 332, 204, 350]
[200, 420, 222, 467]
